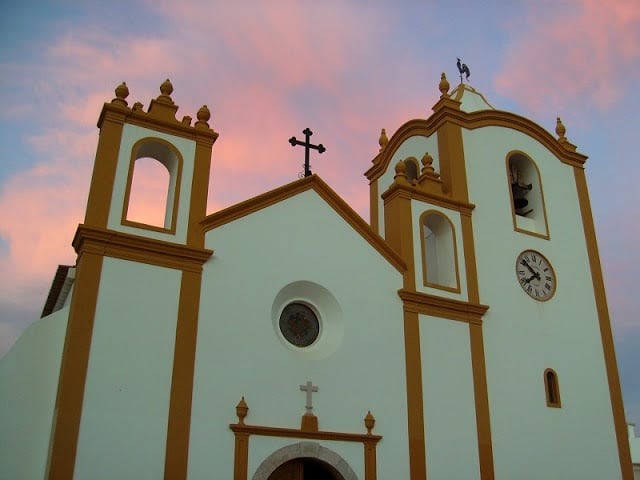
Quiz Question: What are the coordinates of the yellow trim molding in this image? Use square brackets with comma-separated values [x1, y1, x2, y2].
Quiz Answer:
[460, 199, 495, 479]
[46, 252, 104, 480]
[164, 269, 205, 479]
[398, 289, 488, 324]
[574, 167, 633, 479]
[229, 399, 381, 480]
[401, 309, 427, 480]
[73, 224, 212, 273]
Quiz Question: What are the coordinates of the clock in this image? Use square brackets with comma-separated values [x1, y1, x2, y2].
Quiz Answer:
[279, 302, 320, 347]
[515, 250, 556, 301]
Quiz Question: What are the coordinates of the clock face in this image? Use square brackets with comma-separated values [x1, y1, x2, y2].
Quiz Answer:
[515, 250, 556, 301]
[279, 302, 320, 347]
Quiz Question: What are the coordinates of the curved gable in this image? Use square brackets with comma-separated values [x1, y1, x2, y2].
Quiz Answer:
[366, 109, 587, 183]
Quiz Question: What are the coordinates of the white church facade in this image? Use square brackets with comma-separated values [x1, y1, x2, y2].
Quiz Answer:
[0, 75, 634, 479]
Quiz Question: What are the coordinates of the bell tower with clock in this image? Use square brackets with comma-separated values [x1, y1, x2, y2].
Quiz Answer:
[366, 73, 633, 480]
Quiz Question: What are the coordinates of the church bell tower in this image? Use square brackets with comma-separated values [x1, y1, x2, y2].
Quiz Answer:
[46, 80, 217, 479]
[365, 73, 633, 480]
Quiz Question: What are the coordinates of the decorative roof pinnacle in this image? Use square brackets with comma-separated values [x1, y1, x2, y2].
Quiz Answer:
[195, 105, 211, 129]
[379, 128, 388, 152]
[157, 78, 175, 104]
[421, 152, 440, 178]
[112, 82, 129, 107]
[439, 72, 450, 97]
[555, 117, 566, 140]
[235, 396, 248, 425]
[364, 411, 376, 435]
[394, 160, 409, 185]
[555, 117, 577, 152]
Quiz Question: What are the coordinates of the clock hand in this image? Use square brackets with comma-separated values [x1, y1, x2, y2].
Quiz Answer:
[525, 273, 540, 284]
[522, 259, 537, 276]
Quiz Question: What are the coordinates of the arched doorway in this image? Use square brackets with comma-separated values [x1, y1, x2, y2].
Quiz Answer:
[252, 442, 357, 480]
[268, 457, 343, 480]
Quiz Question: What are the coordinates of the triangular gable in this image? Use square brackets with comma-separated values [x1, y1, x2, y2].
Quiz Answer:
[201, 175, 406, 273]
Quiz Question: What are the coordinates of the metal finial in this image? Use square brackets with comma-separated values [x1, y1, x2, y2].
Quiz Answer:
[289, 128, 325, 177]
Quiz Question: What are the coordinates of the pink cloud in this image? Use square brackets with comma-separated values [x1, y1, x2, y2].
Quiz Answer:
[495, 0, 640, 115]
[0, 1, 435, 356]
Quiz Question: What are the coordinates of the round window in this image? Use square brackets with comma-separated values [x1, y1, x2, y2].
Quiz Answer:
[279, 302, 320, 347]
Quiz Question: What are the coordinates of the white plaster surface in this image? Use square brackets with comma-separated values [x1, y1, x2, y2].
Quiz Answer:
[73, 257, 181, 480]
[108, 123, 195, 243]
[464, 126, 621, 479]
[420, 314, 480, 479]
[188, 189, 409, 479]
[0, 308, 68, 480]
[450, 84, 494, 112]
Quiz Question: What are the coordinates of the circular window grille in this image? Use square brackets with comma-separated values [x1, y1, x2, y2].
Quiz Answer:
[279, 302, 320, 347]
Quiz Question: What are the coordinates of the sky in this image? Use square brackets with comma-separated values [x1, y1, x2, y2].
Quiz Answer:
[0, 0, 638, 430]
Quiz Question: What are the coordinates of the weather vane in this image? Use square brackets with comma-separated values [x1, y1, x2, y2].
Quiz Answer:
[289, 128, 326, 177]
[456, 58, 471, 83]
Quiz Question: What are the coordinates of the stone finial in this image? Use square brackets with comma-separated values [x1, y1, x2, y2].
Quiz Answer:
[195, 105, 211, 129]
[364, 411, 375, 435]
[379, 128, 389, 152]
[132, 101, 144, 112]
[112, 82, 129, 107]
[157, 78, 174, 104]
[236, 397, 248, 425]
[439, 72, 450, 97]
[555, 116, 578, 152]
[394, 160, 409, 184]
[421, 152, 440, 178]
[555, 117, 567, 140]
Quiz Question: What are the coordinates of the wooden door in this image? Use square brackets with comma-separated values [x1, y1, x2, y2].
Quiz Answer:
[268, 458, 342, 480]
[269, 460, 303, 480]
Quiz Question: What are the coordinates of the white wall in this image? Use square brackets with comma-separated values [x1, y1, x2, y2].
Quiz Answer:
[464, 126, 621, 479]
[0, 306, 68, 480]
[74, 257, 181, 480]
[189, 190, 409, 479]
[421, 314, 480, 479]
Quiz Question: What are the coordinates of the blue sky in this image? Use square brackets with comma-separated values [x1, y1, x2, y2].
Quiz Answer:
[1, 0, 639, 429]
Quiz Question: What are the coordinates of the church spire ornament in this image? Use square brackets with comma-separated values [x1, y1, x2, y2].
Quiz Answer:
[289, 128, 326, 177]
[456, 57, 471, 83]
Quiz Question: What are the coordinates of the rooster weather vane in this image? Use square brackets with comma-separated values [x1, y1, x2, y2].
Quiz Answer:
[456, 58, 471, 83]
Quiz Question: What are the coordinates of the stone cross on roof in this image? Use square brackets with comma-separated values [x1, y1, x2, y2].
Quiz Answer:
[299, 380, 318, 414]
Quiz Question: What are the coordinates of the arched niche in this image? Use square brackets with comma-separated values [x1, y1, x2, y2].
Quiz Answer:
[507, 151, 549, 239]
[404, 156, 419, 183]
[419, 210, 460, 292]
[121, 137, 183, 233]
